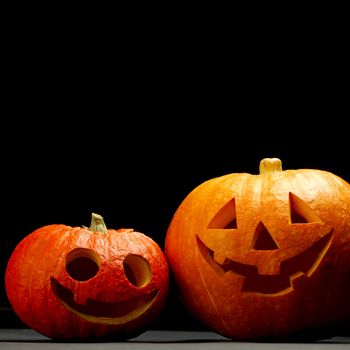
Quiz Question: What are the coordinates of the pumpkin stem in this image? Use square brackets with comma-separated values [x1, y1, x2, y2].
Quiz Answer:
[89, 213, 107, 233]
[259, 158, 283, 174]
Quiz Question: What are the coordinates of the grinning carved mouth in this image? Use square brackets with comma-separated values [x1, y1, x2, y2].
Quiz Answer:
[196, 230, 333, 296]
[51, 278, 159, 324]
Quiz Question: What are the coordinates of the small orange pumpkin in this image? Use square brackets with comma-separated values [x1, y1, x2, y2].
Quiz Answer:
[165, 158, 350, 340]
[6, 213, 169, 340]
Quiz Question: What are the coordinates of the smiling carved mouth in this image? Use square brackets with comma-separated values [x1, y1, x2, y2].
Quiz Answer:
[196, 230, 333, 295]
[51, 278, 159, 324]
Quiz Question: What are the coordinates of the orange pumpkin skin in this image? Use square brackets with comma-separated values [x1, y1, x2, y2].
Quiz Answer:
[6, 214, 169, 340]
[165, 159, 350, 340]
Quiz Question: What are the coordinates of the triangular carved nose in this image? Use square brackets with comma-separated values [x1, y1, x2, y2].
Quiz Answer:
[251, 221, 279, 250]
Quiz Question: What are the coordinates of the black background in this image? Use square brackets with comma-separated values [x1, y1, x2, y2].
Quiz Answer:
[1, 9, 349, 335]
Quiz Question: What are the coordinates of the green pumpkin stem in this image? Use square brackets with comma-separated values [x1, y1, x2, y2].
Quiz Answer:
[259, 158, 283, 174]
[89, 213, 107, 233]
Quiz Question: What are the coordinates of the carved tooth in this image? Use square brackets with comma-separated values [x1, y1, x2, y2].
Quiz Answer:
[213, 252, 227, 266]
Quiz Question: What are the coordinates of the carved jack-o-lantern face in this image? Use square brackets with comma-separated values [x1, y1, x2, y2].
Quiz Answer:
[51, 248, 160, 324]
[196, 193, 333, 295]
[165, 158, 350, 340]
[6, 214, 169, 340]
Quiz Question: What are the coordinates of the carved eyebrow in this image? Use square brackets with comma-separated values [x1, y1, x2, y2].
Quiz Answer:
[207, 193, 323, 229]
[207, 198, 237, 229]
[289, 193, 323, 224]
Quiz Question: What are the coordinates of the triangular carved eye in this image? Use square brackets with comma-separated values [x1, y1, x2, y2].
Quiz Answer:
[251, 222, 279, 250]
[289, 193, 322, 224]
[208, 198, 237, 229]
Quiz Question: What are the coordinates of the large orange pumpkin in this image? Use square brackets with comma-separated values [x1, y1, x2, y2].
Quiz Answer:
[165, 158, 350, 340]
[6, 213, 169, 340]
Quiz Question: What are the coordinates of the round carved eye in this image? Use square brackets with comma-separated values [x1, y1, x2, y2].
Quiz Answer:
[123, 254, 152, 288]
[66, 248, 101, 281]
